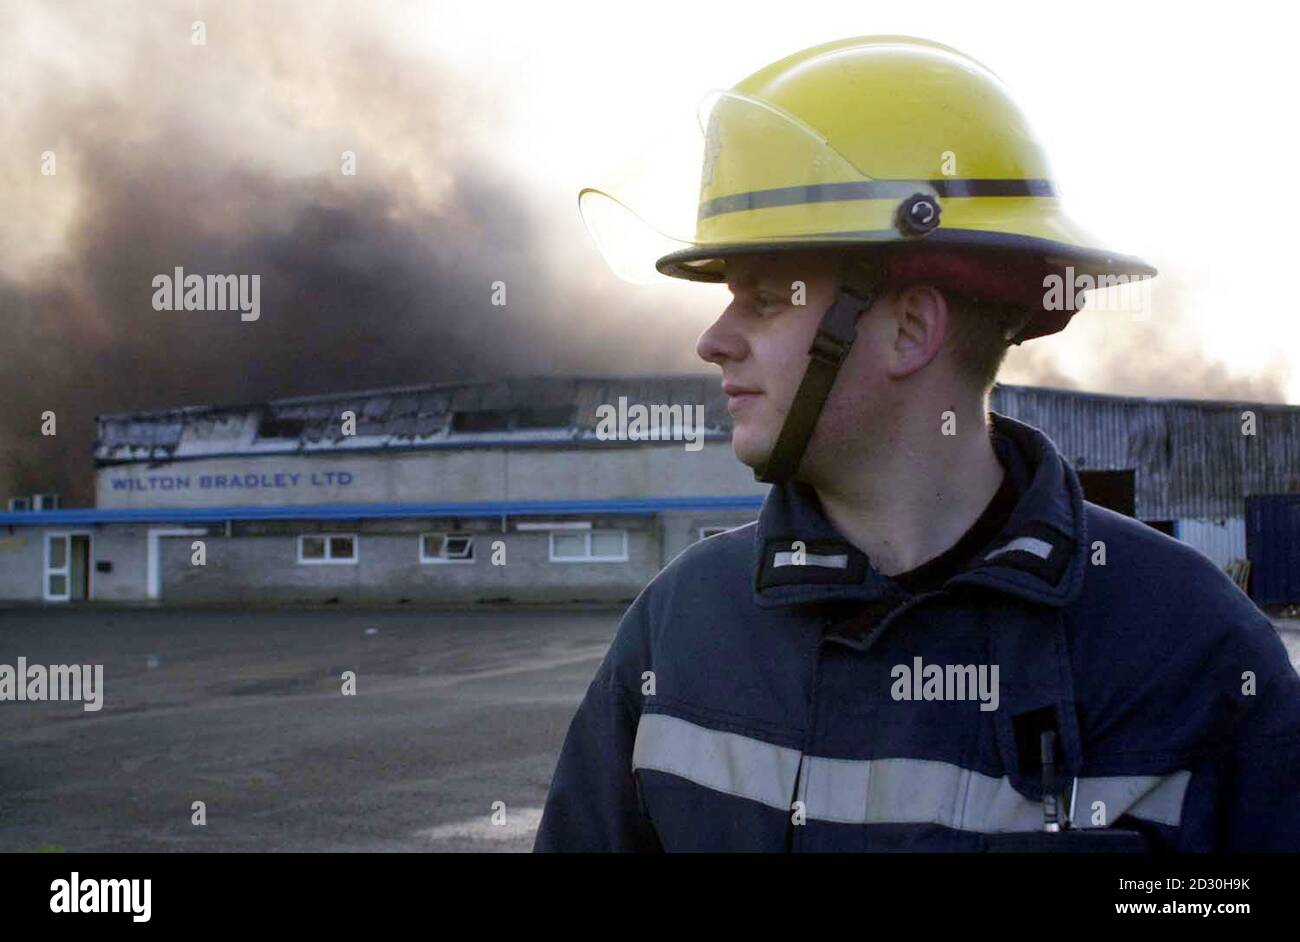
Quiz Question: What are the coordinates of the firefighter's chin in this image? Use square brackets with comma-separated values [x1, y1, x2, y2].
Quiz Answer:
[730, 420, 776, 471]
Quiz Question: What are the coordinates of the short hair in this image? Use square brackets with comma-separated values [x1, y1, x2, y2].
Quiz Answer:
[839, 255, 1032, 393]
[941, 292, 1034, 392]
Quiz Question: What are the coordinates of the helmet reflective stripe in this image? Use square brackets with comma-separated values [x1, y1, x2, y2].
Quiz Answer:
[700, 178, 1056, 220]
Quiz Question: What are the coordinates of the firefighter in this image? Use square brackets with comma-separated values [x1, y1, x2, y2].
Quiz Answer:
[535, 36, 1300, 851]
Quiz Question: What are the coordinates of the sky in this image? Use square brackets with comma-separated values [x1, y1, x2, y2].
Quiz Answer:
[0, 0, 1295, 501]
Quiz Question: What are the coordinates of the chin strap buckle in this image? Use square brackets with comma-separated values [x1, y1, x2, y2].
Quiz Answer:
[808, 328, 853, 365]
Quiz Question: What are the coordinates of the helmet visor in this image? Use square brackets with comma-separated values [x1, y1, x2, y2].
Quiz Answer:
[579, 90, 906, 284]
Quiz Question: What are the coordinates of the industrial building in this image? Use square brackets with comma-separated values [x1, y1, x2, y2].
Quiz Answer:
[1, 375, 1298, 606]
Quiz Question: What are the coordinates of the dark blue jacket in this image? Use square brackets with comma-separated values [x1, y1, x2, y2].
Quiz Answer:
[534, 413, 1300, 851]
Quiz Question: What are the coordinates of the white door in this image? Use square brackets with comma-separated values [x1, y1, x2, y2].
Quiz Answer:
[43, 531, 92, 602]
[44, 532, 71, 601]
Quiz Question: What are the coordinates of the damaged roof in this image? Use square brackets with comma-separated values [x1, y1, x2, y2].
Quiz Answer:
[94, 375, 733, 464]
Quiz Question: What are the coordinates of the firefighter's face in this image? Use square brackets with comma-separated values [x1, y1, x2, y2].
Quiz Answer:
[697, 251, 879, 473]
[697, 251, 957, 480]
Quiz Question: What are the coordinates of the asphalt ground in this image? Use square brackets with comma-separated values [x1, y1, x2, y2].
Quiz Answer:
[0, 606, 620, 852]
[1, 607, 1297, 853]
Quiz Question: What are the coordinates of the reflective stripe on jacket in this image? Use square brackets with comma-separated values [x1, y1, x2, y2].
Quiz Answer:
[534, 413, 1300, 852]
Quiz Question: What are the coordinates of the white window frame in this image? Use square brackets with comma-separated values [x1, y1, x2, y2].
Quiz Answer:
[297, 532, 358, 565]
[420, 531, 476, 564]
[43, 530, 94, 602]
[549, 528, 628, 563]
[698, 526, 733, 541]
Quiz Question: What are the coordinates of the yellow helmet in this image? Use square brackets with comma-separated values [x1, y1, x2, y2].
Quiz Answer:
[583, 35, 1155, 309]
[580, 36, 1157, 484]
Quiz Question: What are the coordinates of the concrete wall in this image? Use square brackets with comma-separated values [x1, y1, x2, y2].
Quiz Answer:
[157, 519, 663, 604]
[0, 512, 1247, 606]
[89, 526, 154, 601]
[0, 531, 44, 601]
[96, 441, 762, 509]
[659, 510, 757, 566]
[1, 510, 762, 605]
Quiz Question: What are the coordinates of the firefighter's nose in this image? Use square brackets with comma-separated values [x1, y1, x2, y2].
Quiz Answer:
[696, 302, 748, 366]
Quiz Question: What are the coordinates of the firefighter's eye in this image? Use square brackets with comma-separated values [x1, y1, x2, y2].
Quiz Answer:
[755, 292, 785, 313]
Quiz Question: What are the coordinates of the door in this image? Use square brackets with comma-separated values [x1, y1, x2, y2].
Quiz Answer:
[1076, 469, 1136, 516]
[44, 532, 92, 602]
[147, 528, 207, 599]
[69, 535, 90, 600]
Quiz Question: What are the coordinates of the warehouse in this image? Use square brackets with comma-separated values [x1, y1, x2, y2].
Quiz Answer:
[1, 375, 1298, 605]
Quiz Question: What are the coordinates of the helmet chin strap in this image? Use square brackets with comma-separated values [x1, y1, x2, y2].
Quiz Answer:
[752, 267, 882, 485]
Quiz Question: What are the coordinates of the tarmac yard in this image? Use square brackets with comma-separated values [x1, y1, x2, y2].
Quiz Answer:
[1, 607, 1297, 853]
[0, 607, 621, 852]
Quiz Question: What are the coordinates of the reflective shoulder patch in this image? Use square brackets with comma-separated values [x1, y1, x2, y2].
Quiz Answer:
[985, 536, 1053, 562]
[757, 537, 868, 588]
[967, 520, 1074, 588]
[773, 550, 848, 569]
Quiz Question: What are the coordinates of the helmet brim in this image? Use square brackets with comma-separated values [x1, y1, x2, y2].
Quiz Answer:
[655, 228, 1157, 283]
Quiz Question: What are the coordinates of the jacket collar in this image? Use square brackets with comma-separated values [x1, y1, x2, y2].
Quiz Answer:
[751, 411, 1088, 610]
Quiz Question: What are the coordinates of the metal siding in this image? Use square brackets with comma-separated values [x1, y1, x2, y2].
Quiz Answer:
[992, 385, 1300, 520]
[1175, 518, 1246, 570]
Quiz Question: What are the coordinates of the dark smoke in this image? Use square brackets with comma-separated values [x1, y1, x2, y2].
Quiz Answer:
[0, 7, 705, 507]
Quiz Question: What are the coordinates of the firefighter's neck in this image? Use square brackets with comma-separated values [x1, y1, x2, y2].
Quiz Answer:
[808, 397, 1003, 578]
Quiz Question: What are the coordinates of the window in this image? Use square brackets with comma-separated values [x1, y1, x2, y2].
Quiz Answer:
[451, 410, 512, 433]
[451, 407, 573, 433]
[257, 415, 306, 439]
[298, 533, 357, 564]
[549, 529, 628, 562]
[421, 532, 475, 563]
[698, 526, 732, 541]
[590, 531, 624, 558]
[551, 532, 586, 559]
[514, 406, 574, 429]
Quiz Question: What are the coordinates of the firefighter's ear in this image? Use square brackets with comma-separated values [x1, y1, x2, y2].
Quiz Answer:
[885, 284, 948, 379]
